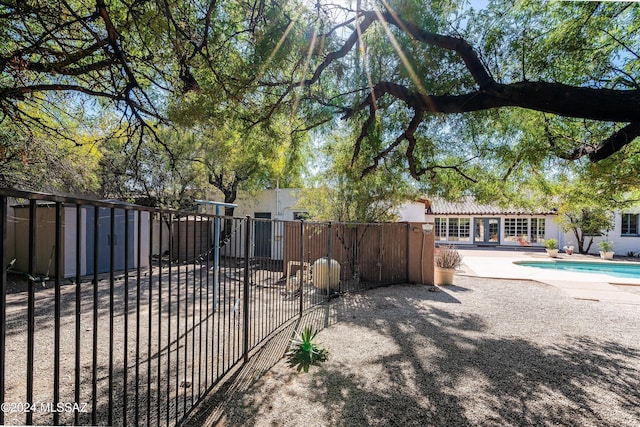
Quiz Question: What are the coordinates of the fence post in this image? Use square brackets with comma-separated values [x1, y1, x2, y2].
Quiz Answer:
[243, 216, 251, 363]
[26, 200, 36, 426]
[406, 223, 410, 283]
[327, 222, 332, 297]
[299, 220, 305, 317]
[0, 196, 5, 426]
[53, 202, 62, 426]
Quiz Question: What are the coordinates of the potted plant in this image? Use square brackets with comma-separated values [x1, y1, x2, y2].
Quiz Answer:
[598, 241, 615, 260]
[434, 245, 463, 285]
[545, 239, 559, 258]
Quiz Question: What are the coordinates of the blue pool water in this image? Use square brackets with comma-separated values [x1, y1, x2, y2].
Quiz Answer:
[514, 260, 640, 279]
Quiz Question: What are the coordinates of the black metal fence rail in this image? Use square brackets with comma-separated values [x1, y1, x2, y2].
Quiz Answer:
[0, 188, 411, 426]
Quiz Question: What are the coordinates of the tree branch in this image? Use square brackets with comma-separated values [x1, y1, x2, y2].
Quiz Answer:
[306, 8, 640, 166]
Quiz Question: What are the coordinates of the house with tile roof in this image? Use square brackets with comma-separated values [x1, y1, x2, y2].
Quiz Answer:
[398, 197, 640, 255]
[397, 197, 558, 247]
[420, 197, 559, 247]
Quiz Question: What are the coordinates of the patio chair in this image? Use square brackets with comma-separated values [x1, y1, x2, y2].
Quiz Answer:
[517, 236, 532, 246]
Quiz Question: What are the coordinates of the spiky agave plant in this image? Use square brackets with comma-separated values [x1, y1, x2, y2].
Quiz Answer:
[286, 327, 329, 373]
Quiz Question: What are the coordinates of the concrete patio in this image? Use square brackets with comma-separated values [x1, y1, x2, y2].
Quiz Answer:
[459, 248, 640, 305]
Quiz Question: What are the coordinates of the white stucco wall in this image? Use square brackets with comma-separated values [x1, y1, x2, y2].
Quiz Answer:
[559, 211, 640, 256]
[232, 188, 303, 221]
[397, 202, 427, 222]
[219, 188, 304, 260]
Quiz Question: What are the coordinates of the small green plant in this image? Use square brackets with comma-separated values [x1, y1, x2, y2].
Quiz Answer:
[598, 241, 614, 252]
[545, 239, 558, 250]
[286, 327, 329, 373]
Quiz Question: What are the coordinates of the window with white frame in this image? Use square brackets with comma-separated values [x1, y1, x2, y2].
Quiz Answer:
[504, 218, 532, 242]
[447, 217, 471, 242]
[531, 218, 545, 242]
[434, 217, 447, 241]
[504, 218, 515, 241]
[621, 213, 639, 236]
[448, 218, 459, 241]
[459, 218, 471, 241]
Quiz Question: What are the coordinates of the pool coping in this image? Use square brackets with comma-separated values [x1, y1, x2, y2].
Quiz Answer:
[458, 249, 640, 305]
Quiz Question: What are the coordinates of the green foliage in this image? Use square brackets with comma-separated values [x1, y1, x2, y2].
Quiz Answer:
[544, 239, 558, 250]
[2, 0, 639, 214]
[0, 102, 102, 194]
[297, 125, 418, 222]
[98, 125, 211, 209]
[558, 205, 614, 255]
[301, 0, 639, 207]
[286, 327, 329, 373]
[598, 241, 614, 252]
[167, 91, 308, 208]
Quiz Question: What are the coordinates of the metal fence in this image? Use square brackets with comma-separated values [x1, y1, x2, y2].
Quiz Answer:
[0, 188, 428, 426]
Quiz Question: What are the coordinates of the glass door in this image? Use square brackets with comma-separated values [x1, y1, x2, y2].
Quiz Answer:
[488, 218, 500, 243]
[474, 219, 485, 243]
[474, 218, 500, 244]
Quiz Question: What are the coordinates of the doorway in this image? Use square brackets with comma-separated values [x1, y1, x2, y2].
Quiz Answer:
[254, 212, 272, 257]
[474, 218, 500, 244]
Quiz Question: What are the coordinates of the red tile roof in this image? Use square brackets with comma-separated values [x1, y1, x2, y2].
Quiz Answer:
[428, 197, 556, 216]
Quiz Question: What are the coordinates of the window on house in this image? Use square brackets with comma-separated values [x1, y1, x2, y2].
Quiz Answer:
[434, 217, 447, 241]
[516, 218, 528, 239]
[459, 218, 471, 241]
[504, 218, 530, 242]
[448, 218, 459, 241]
[621, 213, 639, 236]
[531, 218, 545, 242]
[447, 217, 471, 242]
[504, 218, 514, 241]
[504, 218, 517, 242]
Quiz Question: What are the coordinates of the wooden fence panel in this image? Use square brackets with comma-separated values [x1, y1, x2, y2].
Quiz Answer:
[283, 221, 431, 288]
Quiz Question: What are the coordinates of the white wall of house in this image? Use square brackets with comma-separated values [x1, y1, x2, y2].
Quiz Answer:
[427, 214, 560, 247]
[428, 211, 640, 255]
[397, 202, 427, 222]
[232, 188, 304, 221]
[220, 188, 304, 260]
[560, 210, 640, 256]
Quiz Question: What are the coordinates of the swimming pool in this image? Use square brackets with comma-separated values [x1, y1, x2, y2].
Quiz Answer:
[514, 260, 640, 279]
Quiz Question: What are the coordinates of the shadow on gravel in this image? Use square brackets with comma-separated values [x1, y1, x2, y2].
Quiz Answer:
[193, 281, 640, 427]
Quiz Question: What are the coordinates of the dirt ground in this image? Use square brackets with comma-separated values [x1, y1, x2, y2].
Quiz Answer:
[186, 275, 640, 427]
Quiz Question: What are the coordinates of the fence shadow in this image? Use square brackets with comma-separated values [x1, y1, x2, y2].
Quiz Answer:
[1, 188, 434, 426]
[199, 282, 640, 426]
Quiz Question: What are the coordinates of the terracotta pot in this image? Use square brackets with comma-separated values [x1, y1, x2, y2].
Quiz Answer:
[434, 267, 456, 285]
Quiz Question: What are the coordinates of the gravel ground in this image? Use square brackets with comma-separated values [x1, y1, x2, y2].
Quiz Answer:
[188, 275, 640, 427]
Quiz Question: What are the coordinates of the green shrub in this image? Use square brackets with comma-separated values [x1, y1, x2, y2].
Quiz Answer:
[598, 241, 614, 252]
